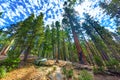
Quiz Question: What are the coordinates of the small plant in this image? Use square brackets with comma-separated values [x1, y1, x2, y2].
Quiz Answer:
[62, 67, 67, 74]
[7, 49, 20, 59]
[0, 66, 6, 78]
[94, 56, 103, 67]
[106, 59, 119, 69]
[47, 71, 51, 76]
[62, 67, 73, 79]
[93, 66, 98, 74]
[106, 59, 120, 73]
[98, 66, 104, 72]
[78, 70, 93, 80]
[6, 66, 13, 72]
[0, 58, 20, 72]
[53, 66, 56, 71]
[66, 69, 73, 78]
[93, 66, 105, 74]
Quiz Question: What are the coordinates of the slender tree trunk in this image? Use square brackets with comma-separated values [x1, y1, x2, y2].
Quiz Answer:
[0, 45, 9, 55]
[0, 39, 14, 55]
[57, 27, 60, 60]
[62, 29, 66, 61]
[85, 41, 97, 65]
[52, 29, 55, 59]
[63, 37, 66, 61]
[55, 45, 59, 63]
[84, 42, 93, 65]
[41, 43, 45, 58]
[23, 46, 31, 62]
[71, 28, 86, 64]
[52, 44, 55, 59]
[67, 32, 72, 61]
[93, 26, 113, 60]
[56, 22, 60, 62]
[66, 12, 86, 64]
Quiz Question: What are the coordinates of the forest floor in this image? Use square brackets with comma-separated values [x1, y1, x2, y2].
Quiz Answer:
[0, 56, 120, 80]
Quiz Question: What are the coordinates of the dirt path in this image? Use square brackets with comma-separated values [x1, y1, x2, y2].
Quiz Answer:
[0, 60, 66, 80]
[0, 65, 43, 80]
[95, 74, 120, 80]
[0, 60, 120, 80]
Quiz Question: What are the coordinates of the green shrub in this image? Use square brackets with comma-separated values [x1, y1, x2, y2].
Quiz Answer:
[7, 58, 20, 71]
[5, 58, 20, 63]
[53, 66, 56, 71]
[98, 66, 104, 72]
[93, 66, 98, 74]
[6, 66, 13, 72]
[62, 67, 73, 78]
[106, 59, 120, 73]
[94, 56, 103, 67]
[106, 59, 119, 68]
[7, 49, 20, 59]
[62, 67, 67, 74]
[78, 70, 93, 80]
[0, 66, 6, 78]
[66, 69, 73, 78]
[93, 66, 104, 74]
[0, 58, 20, 72]
[4, 58, 20, 66]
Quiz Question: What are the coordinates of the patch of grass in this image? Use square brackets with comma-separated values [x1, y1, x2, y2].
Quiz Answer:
[62, 67, 73, 78]
[105, 59, 120, 74]
[94, 56, 103, 67]
[5, 58, 20, 72]
[46, 71, 51, 76]
[62, 67, 67, 74]
[0, 57, 20, 72]
[106, 59, 119, 70]
[66, 69, 73, 78]
[53, 66, 56, 71]
[78, 70, 93, 80]
[0, 66, 6, 78]
[93, 66, 104, 74]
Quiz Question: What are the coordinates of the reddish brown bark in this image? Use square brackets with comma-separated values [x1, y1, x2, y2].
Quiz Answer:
[0, 39, 14, 55]
[71, 28, 86, 64]
[0, 45, 9, 55]
[23, 46, 31, 62]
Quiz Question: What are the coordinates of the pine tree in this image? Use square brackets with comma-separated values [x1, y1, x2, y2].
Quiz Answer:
[62, 1, 86, 64]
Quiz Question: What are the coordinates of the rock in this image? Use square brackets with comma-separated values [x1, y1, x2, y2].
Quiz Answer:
[55, 72, 63, 80]
[48, 74, 54, 80]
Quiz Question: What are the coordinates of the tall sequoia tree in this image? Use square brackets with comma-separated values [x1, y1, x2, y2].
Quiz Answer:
[62, 1, 86, 64]
[55, 21, 60, 63]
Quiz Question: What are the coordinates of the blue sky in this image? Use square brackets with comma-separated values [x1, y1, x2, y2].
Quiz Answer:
[0, 0, 64, 29]
[0, 0, 117, 32]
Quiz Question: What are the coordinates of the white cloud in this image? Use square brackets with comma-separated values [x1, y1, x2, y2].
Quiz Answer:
[1, 2, 9, 8]
[0, 6, 4, 12]
[0, 19, 6, 27]
[105, 27, 115, 32]
[32, 0, 39, 6]
[15, 9, 20, 17]
[0, 0, 64, 27]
